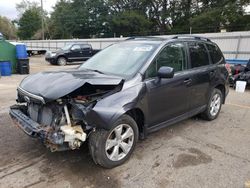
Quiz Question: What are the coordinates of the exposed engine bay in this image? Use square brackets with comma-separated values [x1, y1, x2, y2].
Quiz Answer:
[11, 83, 122, 151]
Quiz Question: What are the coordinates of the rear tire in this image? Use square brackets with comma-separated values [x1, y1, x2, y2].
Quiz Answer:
[201, 88, 222, 121]
[57, 57, 67, 66]
[88, 114, 138, 168]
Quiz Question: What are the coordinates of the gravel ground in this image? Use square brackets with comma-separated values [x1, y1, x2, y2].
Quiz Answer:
[0, 56, 250, 188]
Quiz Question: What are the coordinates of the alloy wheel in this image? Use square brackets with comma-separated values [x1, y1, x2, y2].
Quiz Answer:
[58, 57, 66, 66]
[210, 93, 221, 117]
[105, 124, 134, 161]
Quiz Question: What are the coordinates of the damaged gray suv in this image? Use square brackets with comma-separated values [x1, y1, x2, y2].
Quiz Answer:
[10, 36, 229, 168]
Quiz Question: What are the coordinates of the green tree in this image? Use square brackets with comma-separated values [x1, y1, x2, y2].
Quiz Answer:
[49, 0, 73, 39]
[71, 0, 110, 38]
[111, 11, 152, 36]
[169, 0, 194, 34]
[16, 0, 39, 16]
[50, 0, 111, 38]
[0, 16, 17, 39]
[44, 0, 250, 39]
[145, 0, 194, 34]
[17, 7, 42, 39]
[108, 0, 151, 36]
[190, 0, 250, 33]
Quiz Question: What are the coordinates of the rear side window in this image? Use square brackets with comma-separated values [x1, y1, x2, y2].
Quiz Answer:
[206, 44, 223, 64]
[188, 42, 210, 68]
[81, 44, 91, 50]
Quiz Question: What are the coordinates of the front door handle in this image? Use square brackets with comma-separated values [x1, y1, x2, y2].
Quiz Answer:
[184, 78, 192, 85]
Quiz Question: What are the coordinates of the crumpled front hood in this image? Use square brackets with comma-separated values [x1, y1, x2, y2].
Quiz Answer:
[19, 69, 123, 102]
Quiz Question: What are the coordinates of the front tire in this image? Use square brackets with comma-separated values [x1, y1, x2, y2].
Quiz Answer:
[88, 115, 139, 168]
[57, 57, 67, 66]
[201, 88, 222, 120]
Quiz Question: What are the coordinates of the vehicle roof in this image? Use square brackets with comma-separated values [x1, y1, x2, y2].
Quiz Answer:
[65, 42, 89, 45]
[125, 35, 213, 45]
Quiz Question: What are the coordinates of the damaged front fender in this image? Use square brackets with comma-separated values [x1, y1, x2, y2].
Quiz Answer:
[83, 82, 148, 130]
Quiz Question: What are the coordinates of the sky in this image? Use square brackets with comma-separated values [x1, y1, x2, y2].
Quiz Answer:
[0, 0, 58, 20]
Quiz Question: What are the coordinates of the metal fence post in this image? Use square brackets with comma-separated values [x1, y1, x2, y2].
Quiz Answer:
[235, 36, 242, 59]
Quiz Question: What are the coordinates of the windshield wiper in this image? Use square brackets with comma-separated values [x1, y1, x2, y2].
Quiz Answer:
[91, 69, 105, 74]
[82, 68, 105, 74]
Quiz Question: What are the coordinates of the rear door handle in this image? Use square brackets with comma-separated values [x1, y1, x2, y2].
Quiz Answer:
[210, 70, 215, 76]
[184, 78, 192, 83]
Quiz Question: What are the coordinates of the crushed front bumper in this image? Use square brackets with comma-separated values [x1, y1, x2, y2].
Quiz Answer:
[9, 105, 43, 138]
[9, 105, 87, 151]
[9, 105, 69, 151]
[45, 57, 57, 64]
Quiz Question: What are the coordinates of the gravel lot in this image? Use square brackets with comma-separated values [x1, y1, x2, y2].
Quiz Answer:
[0, 56, 250, 188]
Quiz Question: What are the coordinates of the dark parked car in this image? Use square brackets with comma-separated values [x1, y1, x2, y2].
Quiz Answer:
[10, 36, 229, 168]
[45, 43, 100, 65]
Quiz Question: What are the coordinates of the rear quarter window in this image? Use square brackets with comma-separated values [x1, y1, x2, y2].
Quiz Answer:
[206, 43, 224, 64]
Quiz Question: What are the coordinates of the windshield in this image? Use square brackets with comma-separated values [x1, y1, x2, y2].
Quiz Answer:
[61, 44, 73, 50]
[79, 42, 158, 78]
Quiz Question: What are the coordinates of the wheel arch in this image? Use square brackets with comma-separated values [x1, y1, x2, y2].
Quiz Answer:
[57, 55, 68, 62]
[214, 84, 226, 103]
[125, 108, 146, 139]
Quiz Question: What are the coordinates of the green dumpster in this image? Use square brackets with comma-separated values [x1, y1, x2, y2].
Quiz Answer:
[0, 37, 17, 74]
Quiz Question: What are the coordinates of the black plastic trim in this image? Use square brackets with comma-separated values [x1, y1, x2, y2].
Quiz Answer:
[9, 107, 41, 137]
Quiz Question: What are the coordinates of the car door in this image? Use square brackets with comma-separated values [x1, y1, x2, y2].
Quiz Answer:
[145, 42, 192, 127]
[68, 44, 83, 61]
[81, 44, 92, 60]
[186, 41, 212, 110]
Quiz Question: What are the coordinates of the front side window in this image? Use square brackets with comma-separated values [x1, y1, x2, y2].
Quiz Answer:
[71, 45, 81, 51]
[206, 43, 223, 64]
[145, 43, 186, 78]
[61, 43, 73, 50]
[188, 42, 210, 68]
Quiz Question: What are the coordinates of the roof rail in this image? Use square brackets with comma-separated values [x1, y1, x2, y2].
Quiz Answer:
[171, 35, 211, 42]
[125, 36, 164, 41]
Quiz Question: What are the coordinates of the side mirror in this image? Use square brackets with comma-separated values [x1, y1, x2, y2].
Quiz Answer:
[157, 66, 174, 79]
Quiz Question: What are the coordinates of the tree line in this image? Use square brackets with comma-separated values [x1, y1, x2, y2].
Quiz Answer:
[1, 0, 250, 40]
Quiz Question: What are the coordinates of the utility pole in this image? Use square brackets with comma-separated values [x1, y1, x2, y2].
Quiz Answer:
[41, 0, 45, 40]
